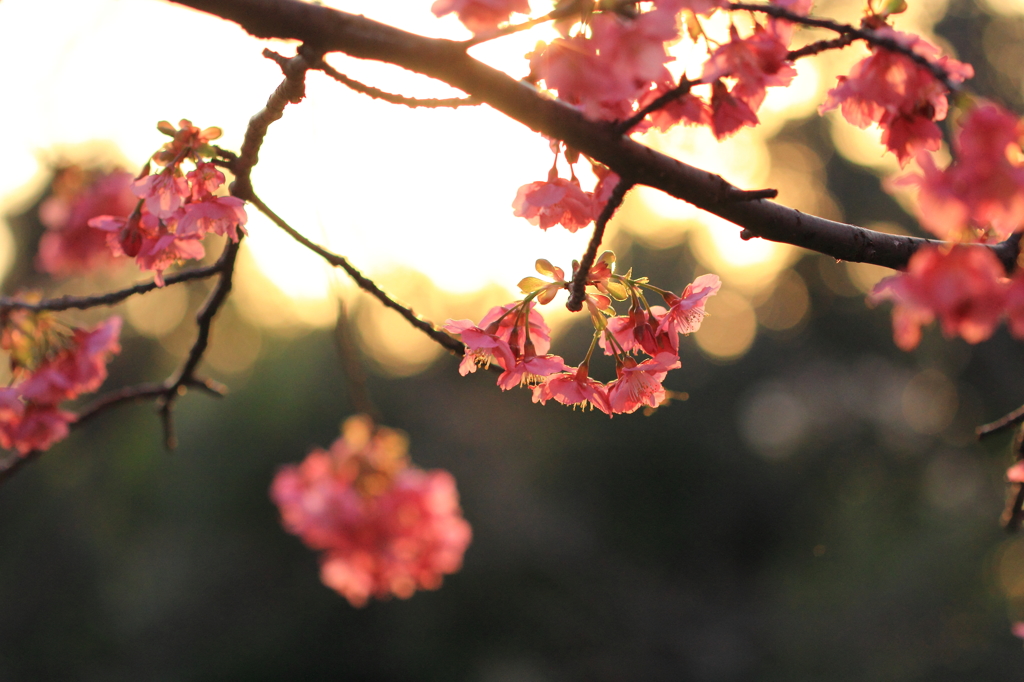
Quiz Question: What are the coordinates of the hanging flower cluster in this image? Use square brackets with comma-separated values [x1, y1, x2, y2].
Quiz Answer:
[88, 120, 247, 285]
[0, 310, 121, 454]
[444, 253, 720, 415]
[270, 415, 472, 607]
[874, 102, 1024, 349]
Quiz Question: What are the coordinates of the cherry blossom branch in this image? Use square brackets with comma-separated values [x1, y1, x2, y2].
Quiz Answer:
[566, 178, 634, 312]
[727, 2, 962, 92]
[164, 0, 966, 272]
[314, 57, 480, 109]
[0, 263, 222, 312]
[244, 191, 467, 357]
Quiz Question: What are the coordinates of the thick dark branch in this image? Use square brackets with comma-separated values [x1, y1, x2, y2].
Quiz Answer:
[566, 179, 634, 312]
[166, 0, 974, 271]
[0, 264, 222, 312]
[245, 192, 467, 356]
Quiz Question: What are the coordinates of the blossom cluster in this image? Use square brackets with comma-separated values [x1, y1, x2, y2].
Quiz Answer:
[445, 253, 719, 414]
[36, 167, 138, 277]
[88, 120, 247, 285]
[270, 415, 472, 607]
[870, 245, 1024, 350]
[512, 161, 620, 233]
[871, 102, 1024, 348]
[820, 27, 972, 166]
[0, 313, 121, 454]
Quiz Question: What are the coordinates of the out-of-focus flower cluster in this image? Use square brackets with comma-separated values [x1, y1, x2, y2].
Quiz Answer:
[444, 252, 719, 415]
[36, 167, 138, 277]
[0, 310, 121, 454]
[88, 120, 247, 285]
[270, 415, 472, 607]
[874, 103, 1024, 349]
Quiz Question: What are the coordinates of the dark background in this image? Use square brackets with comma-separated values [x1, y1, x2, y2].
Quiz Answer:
[4, 0, 1024, 679]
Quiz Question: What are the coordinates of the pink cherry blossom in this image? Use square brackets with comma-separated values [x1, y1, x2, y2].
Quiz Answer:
[532, 364, 612, 414]
[443, 319, 516, 375]
[497, 353, 567, 390]
[702, 25, 796, 114]
[177, 196, 248, 241]
[512, 177, 595, 232]
[902, 103, 1024, 241]
[431, 0, 529, 33]
[0, 405, 75, 455]
[186, 162, 225, 201]
[607, 352, 680, 414]
[710, 80, 760, 139]
[870, 245, 1007, 350]
[658, 273, 722, 336]
[132, 170, 189, 219]
[270, 417, 471, 607]
[529, 7, 678, 121]
[17, 317, 122, 406]
[478, 301, 552, 356]
[638, 84, 710, 132]
[820, 28, 973, 166]
[36, 169, 136, 276]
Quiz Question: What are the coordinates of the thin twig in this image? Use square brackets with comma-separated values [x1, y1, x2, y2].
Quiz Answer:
[978, 403, 1024, 439]
[0, 263, 222, 312]
[566, 178, 634, 312]
[246, 192, 467, 357]
[616, 78, 695, 136]
[786, 33, 858, 61]
[334, 299, 383, 422]
[316, 58, 480, 109]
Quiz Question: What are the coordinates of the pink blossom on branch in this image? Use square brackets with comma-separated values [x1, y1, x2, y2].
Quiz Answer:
[512, 176, 595, 232]
[819, 28, 973, 166]
[870, 245, 1006, 350]
[900, 103, 1024, 241]
[431, 0, 529, 33]
[528, 6, 678, 121]
[701, 24, 796, 114]
[658, 273, 722, 336]
[606, 352, 680, 414]
[0, 317, 122, 455]
[532, 364, 612, 414]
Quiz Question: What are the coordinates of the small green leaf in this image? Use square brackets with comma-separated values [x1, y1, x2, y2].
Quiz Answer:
[518, 277, 547, 294]
[605, 280, 629, 301]
[535, 259, 557, 277]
